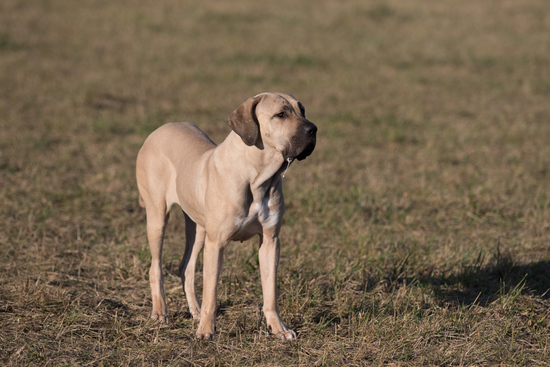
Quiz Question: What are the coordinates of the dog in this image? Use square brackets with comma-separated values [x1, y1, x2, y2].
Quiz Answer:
[136, 92, 317, 340]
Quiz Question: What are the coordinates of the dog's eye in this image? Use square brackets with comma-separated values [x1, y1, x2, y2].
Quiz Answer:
[298, 103, 306, 117]
[275, 112, 285, 119]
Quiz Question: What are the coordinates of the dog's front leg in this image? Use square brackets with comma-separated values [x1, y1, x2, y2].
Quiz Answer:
[196, 236, 225, 340]
[259, 235, 296, 340]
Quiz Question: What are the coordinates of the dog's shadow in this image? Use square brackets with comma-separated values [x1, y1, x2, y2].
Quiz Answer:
[416, 250, 550, 307]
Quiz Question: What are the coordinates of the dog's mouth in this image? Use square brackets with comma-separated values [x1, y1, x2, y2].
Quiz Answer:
[295, 139, 316, 161]
[280, 136, 315, 177]
[283, 139, 316, 162]
[287, 121, 317, 161]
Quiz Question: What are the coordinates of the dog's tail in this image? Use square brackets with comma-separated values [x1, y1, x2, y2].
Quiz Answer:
[138, 194, 146, 208]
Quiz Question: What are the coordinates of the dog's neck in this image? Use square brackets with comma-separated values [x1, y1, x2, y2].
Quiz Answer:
[214, 132, 286, 194]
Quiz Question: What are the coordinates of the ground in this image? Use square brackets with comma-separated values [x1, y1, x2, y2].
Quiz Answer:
[1, 0, 549, 365]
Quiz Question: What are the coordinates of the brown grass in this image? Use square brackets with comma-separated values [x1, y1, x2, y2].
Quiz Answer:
[1, 0, 550, 365]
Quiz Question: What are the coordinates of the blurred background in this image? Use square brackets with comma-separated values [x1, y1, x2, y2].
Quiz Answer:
[1, 0, 549, 365]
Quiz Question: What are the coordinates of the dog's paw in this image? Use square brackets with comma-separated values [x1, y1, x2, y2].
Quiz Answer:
[276, 330, 297, 341]
[151, 312, 170, 324]
[196, 321, 216, 340]
[265, 313, 296, 341]
[196, 332, 215, 340]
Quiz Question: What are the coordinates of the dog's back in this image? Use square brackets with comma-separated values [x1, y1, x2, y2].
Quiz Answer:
[136, 122, 216, 212]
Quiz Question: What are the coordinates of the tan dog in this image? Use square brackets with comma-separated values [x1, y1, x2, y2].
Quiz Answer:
[136, 92, 316, 340]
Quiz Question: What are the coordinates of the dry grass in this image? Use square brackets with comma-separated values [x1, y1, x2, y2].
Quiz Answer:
[1, 0, 550, 365]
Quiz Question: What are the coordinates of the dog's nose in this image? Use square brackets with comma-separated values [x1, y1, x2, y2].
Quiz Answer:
[305, 123, 317, 136]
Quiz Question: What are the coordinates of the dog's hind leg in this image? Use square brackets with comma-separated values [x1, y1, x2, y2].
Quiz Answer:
[179, 212, 204, 320]
[146, 204, 171, 323]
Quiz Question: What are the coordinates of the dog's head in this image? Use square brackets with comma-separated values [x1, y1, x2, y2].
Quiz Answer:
[228, 92, 317, 161]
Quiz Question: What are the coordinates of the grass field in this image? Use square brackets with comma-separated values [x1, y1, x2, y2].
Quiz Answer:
[1, 0, 550, 365]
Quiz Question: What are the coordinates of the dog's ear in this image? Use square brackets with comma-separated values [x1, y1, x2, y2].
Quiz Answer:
[228, 96, 262, 147]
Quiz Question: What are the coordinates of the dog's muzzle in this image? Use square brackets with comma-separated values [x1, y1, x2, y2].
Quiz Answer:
[294, 121, 317, 161]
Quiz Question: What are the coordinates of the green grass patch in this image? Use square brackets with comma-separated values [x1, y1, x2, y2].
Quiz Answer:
[1, 0, 550, 365]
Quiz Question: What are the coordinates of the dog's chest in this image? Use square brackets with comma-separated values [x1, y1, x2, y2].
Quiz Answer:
[233, 197, 280, 240]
